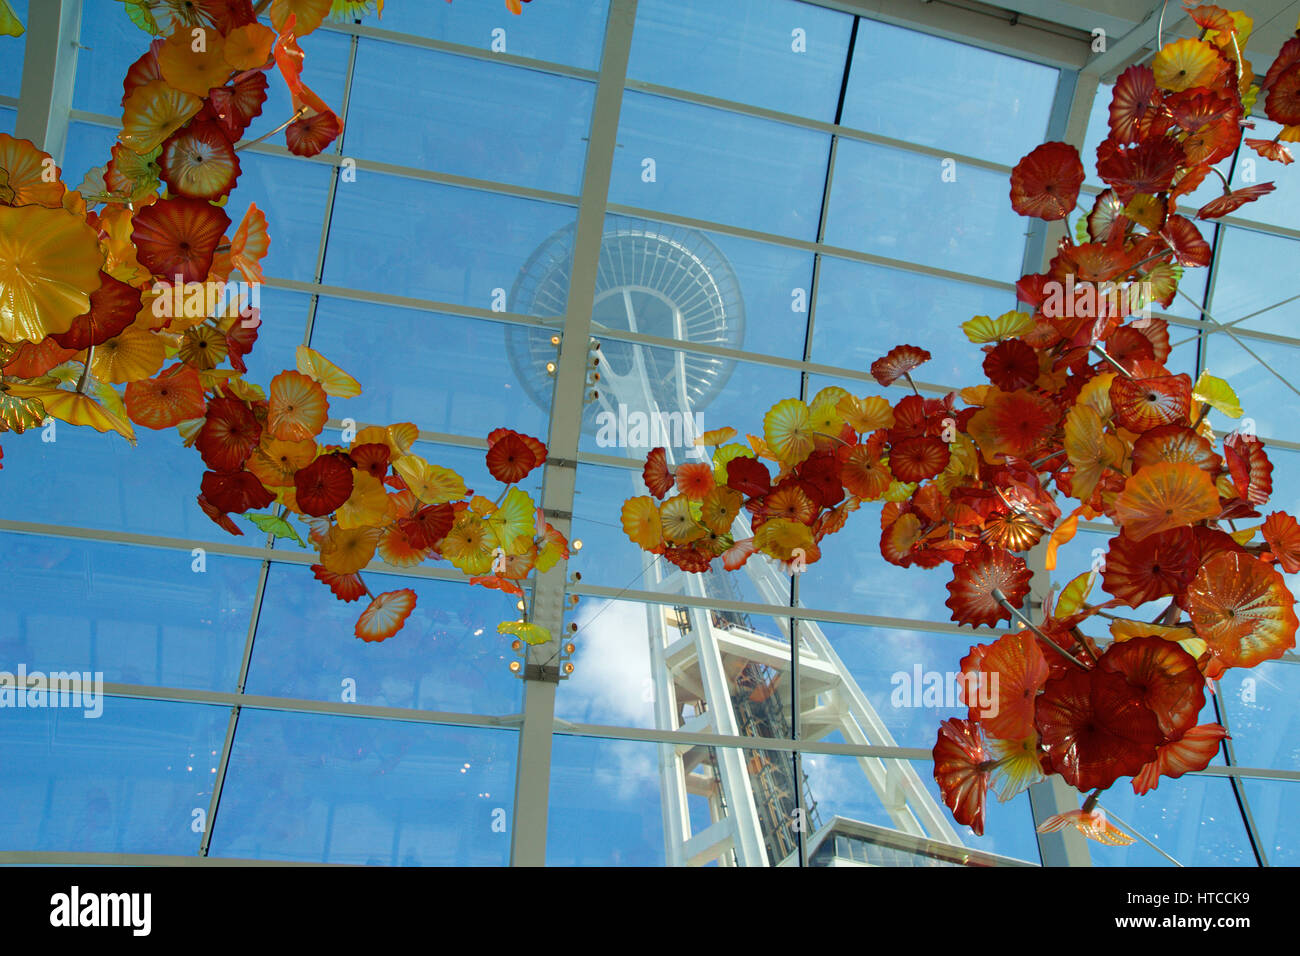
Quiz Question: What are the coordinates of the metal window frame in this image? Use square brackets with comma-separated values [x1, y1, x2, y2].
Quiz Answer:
[8, 0, 1299, 869]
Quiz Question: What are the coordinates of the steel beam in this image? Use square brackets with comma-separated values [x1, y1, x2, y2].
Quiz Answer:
[14, 0, 81, 164]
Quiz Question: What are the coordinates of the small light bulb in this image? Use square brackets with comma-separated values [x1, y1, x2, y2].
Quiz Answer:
[563, 662, 575, 674]
[572, 539, 583, 551]
[550, 334, 561, 346]
[565, 643, 575, 654]
[545, 361, 556, 375]
[511, 639, 522, 651]
[509, 660, 521, 673]
[517, 600, 526, 611]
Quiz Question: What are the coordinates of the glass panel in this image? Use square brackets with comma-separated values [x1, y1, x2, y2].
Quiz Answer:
[0, 106, 14, 136]
[0, 425, 260, 545]
[346, 38, 594, 194]
[844, 19, 1057, 167]
[1090, 776, 1255, 867]
[628, 0, 853, 123]
[1229, 117, 1300, 230]
[208, 710, 517, 865]
[558, 597, 792, 735]
[60, 121, 118, 191]
[810, 257, 1010, 387]
[795, 499, 952, 621]
[1241, 779, 1298, 866]
[547, 735, 671, 865]
[0, 0, 25, 100]
[1218, 661, 1300, 772]
[322, 171, 577, 311]
[1206, 227, 1300, 339]
[0, 534, 258, 691]
[309, 297, 551, 440]
[72, 3, 350, 121]
[245, 564, 524, 715]
[0, 698, 228, 854]
[230, 152, 333, 284]
[1202, 332, 1300, 442]
[825, 138, 1026, 281]
[373, 0, 610, 72]
[610, 91, 830, 241]
[238, 286, 312, 388]
[574, 342, 801, 462]
[802, 754, 1041, 864]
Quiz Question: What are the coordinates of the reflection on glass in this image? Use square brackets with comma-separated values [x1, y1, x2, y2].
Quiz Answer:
[844, 19, 1057, 167]
[0, 534, 258, 691]
[628, 0, 852, 123]
[209, 710, 517, 864]
[0, 698, 228, 854]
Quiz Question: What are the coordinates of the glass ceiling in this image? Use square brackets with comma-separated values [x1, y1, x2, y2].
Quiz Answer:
[1, 0, 1297, 868]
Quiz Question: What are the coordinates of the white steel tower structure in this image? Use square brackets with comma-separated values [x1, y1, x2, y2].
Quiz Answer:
[508, 217, 965, 866]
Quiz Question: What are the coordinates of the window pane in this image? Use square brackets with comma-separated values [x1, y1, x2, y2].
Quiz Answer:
[1241, 779, 1298, 865]
[610, 92, 830, 241]
[372, 0, 609, 71]
[1218, 661, 1300, 772]
[0, 107, 14, 136]
[1202, 333, 1300, 442]
[629, 0, 852, 123]
[310, 298, 551, 440]
[1090, 776, 1255, 867]
[346, 39, 594, 194]
[0, 698, 228, 854]
[245, 564, 524, 715]
[208, 711, 517, 865]
[810, 257, 1009, 387]
[802, 754, 1040, 865]
[323, 172, 577, 311]
[1229, 117, 1299, 230]
[0, 426, 252, 545]
[1207, 227, 1300, 339]
[0, 534, 258, 691]
[825, 138, 1026, 280]
[231, 152, 333, 284]
[0, 0, 25, 99]
[843, 19, 1057, 167]
[60, 121, 117, 191]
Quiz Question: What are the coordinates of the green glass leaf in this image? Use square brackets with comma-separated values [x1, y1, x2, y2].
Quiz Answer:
[0, 389, 45, 433]
[117, 0, 159, 35]
[1192, 370, 1243, 419]
[245, 512, 307, 547]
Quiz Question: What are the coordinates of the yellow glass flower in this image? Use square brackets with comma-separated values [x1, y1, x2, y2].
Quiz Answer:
[320, 524, 381, 574]
[763, 398, 815, 466]
[393, 454, 466, 504]
[91, 325, 165, 384]
[336, 469, 390, 530]
[621, 495, 664, 551]
[660, 494, 705, 544]
[441, 513, 494, 575]
[1152, 38, 1224, 92]
[0, 205, 103, 343]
